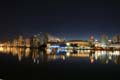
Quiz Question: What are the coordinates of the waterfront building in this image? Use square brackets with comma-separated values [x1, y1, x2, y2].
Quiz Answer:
[112, 34, 120, 44]
[109, 44, 120, 49]
[30, 35, 40, 48]
[46, 41, 66, 54]
[89, 36, 95, 47]
[12, 39, 18, 47]
[66, 40, 89, 49]
[40, 32, 49, 45]
[95, 40, 101, 47]
[25, 38, 31, 48]
[99, 34, 109, 47]
[17, 35, 25, 47]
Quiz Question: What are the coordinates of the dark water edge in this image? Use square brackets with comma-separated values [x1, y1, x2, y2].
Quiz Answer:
[0, 63, 120, 80]
[0, 50, 120, 80]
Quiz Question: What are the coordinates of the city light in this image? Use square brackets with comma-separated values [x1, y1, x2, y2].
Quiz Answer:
[0, 47, 3, 51]
[0, 32, 119, 64]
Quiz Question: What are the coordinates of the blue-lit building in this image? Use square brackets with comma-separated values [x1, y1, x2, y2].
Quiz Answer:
[46, 42, 67, 54]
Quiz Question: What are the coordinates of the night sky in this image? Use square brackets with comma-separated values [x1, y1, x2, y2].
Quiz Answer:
[0, 0, 120, 41]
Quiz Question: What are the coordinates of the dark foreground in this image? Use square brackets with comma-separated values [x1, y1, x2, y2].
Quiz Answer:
[0, 49, 120, 80]
[0, 63, 120, 80]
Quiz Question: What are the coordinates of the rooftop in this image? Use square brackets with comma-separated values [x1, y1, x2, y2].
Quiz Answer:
[67, 40, 88, 42]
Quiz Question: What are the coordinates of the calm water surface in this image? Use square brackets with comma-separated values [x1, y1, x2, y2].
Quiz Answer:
[0, 47, 120, 80]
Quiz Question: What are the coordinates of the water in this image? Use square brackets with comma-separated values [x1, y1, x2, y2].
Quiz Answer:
[0, 47, 120, 80]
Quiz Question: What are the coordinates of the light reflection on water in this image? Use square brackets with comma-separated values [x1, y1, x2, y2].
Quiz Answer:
[0, 47, 120, 64]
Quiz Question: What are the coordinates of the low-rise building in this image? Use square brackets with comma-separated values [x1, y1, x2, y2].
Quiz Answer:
[66, 40, 89, 47]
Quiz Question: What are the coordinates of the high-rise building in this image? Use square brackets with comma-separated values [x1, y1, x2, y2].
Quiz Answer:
[25, 38, 31, 47]
[89, 35, 95, 47]
[17, 35, 25, 47]
[39, 32, 49, 45]
[13, 39, 17, 47]
[100, 34, 109, 47]
[31, 35, 40, 48]
[112, 35, 120, 44]
[95, 40, 101, 47]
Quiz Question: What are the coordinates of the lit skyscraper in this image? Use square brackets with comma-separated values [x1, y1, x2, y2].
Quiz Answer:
[112, 35, 120, 44]
[100, 34, 109, 47]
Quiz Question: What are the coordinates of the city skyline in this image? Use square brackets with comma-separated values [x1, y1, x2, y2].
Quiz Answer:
[0, 32, 120, 42]
[1, 1, 120, 80]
